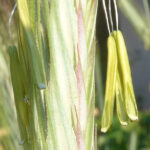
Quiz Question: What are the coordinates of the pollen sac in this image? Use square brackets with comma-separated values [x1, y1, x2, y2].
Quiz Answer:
[101, 30, 138, 133]
[101, 35, 117, 133]
[115, 30, 138, 121]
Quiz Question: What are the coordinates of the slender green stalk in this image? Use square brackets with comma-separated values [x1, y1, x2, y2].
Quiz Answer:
[129, 131, 138, 150]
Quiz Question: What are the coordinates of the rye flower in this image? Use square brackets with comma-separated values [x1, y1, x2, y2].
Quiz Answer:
[101, 0, 138, 133]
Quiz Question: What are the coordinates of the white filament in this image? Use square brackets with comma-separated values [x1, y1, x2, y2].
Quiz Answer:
[102, 0, 111, 35]
[8, 3, 17, 42]
[113, 0, 119, 30]
[109, 0, 114, 32]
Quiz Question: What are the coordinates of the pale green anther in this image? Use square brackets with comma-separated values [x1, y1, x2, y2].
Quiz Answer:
[112, 31, 128, 125]
[101, 30, 138, 132]
[115, 30, 138, 121]
[101, 35, 117, 133]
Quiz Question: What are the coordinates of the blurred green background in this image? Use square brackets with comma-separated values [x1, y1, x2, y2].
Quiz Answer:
[0, 0, 150, 150]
